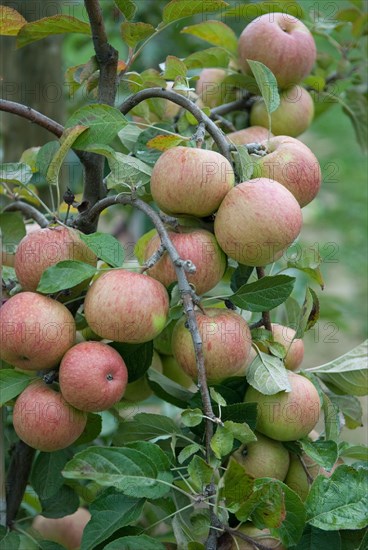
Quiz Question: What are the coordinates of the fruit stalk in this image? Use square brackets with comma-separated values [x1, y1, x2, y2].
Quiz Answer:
[256, 267, 272, 331]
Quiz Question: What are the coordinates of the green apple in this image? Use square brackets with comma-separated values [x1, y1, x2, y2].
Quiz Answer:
[232, 432, 290, 480]
[161, 354, 195, 389]
[227, 522, 285, 549]
[123, 350, 163, 402]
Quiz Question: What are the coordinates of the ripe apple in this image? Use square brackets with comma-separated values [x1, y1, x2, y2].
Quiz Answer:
[232, 432, 290, 480]
[14, 226, 96, 292]
[233, 346, 257, 376]
[227, 126, 271, 145]
[0, 292, 76, 371]
[228, 523, 285, 549]
[13, 380, 87, 451]
[258, 324, 304, 371]
[161, 354, 195, 389]
[196, 68, 236, 108]
[285, 453, 344, 501]
[84, 270, 169, 343]
[244, 372, 321, 441]
[238, 12, 316, 89]
[214, 178, 302, 266]
[59, 341, 128, 412]
[32, 507, 91, 550]
[252, 136, 321, 207]
[172, 308, 252, 384]
[151, 147, 235, 217]
[123, 350, 163, 402]
[250, 86, 314, 137]
[143, 227, 227, 295]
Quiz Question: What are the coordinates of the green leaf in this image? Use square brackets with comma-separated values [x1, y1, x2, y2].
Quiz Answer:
[17, 15, 91, 48]
[339, 443, 368, 461]
[305, 465, 368, 530]
[181, 408, 203, 427]
[118, 124, 143, 151]
[230, 275, 295, 312]
[40, 484, 79, 518]
[113, 412, 179, 445]
[147, 367, 195, 409]
[210, 425, 233, 459]
[164, 55, 188, 80]
[210, 387, 227, 407]
[109, 341, 153, 383]
[37, 260, 97, 294]
[248, 60, 280, 114]
[268, 482, 306, 547]
[133, 123, 175, 165]
[330, 394, 363, 429]
[0, 6, 26, 36]
[114, 0, 137, 20]
[221, 458, 254, 512]
[287, 246, 324, 289]
[0, 212, 26, 253]
[63, 443, 173, 499]
[35, 142, 60, 183]
[221, 403, 258, 429]
[65, 105, 128, 149]
[185, 46, 230, 69]
[46, 126, 87, 186]
[121, 22, 156, 48]
[104, 536, 165, 550]
[81, 488, 144, 550]
[188, 455, 213, 491]
[181, 20, 237, 53]
[293, 525, 341, 550]
[74, 413, 102, 445]
[0, 162, 32, 185]
[79, 232, 124, 268]
[230, 265, 254, 293]
[31, 450, 72, 500]
[0, 370, 33, 405]
[224, 1, 305, 19]
[322, 393, 341, 442]
[0, 531, 20, 550]
[232, 145, 254, 182]
[163, 0, 228, 23]
[246, 352, 292, 395]
[106, 152, 152, 191]
[309, 341, 368, 396]
[340, 90, 368, 154]
[178, 443, 202, 464]
[147, 134, 187, 152]
[223, 421, 256, 444]
[300, 439, 339, 471]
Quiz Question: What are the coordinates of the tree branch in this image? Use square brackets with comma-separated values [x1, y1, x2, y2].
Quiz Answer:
[3, 201, 49, 228]
[0, 99, 63, 137]
[6, 442, 36, 527]
[210, 95, 255, 118]
[256, 267, 272, 332]
[224, 527, 275, 550]
[119, 88, 233, 163]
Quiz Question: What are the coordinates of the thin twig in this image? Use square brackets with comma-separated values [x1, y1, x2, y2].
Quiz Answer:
[210, 95, 253, 117]
[0, 409, 6, 527]
[224, 527, 277, 550]
[0, 99, 63, 137]
[3, 201, 49, 228]
[299, 454, 315, 484]
[256, 267, 272, 332]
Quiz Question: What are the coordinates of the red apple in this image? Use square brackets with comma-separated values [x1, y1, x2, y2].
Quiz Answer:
[143, 227, 227, 295]
[258, 324, 304, 371]
[151, 147, 235, 217]
[238, 12, 316, 89]
[0, 292, 76, 371]
[84, 270, 169, 343]
[59, 341, 128, 412]
[250, 86, 314, 137]
[227, 126, 271, 145]
[244, 372, 321, 441]
[14, 226, 96, 292]
[172, 308, 252, 383]
[196, 68, 236, 108]
[232, 432, 290, 480]
[13, 380, 87, 451]
[252, 136, 321, 207]
[214, 178, 302, 266]
[32, 507, 91, 550]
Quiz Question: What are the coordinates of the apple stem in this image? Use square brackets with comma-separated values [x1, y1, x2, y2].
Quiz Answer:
[256, 267, 272, 332]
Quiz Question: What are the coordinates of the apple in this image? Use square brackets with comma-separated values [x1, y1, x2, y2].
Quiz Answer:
[59, 341, 128, 412]
[244, 372, 321, 441]
[227, 126, 271, 145]
[161, 354, 195, 389]
[285, 453, 344, 501]
[250, 85, 314, 137]
[195, 68, 236, 108]
[227, 523, 285, 549]
[14, 226, 96, 292]
[151, 147, 235, 217]
[123, 350, 163, 402]
[233, 346, 257, 376]
[84, 270, 169, 343]
[13, 380, 87, 451]
[143, 227, 227, 295]
[232, 432, 290, 480]
[0, 291, 76, 371]
[214, 178, 302, 266]
[252, 136, 321, 207]
[238, 12, 316, 89]
[258, 324, 304, 371]
[172, 308, 252, 384]
[32, 507, 91, 550]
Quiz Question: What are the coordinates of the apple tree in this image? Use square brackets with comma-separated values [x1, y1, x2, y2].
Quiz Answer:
[0, 1, 367, 549]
